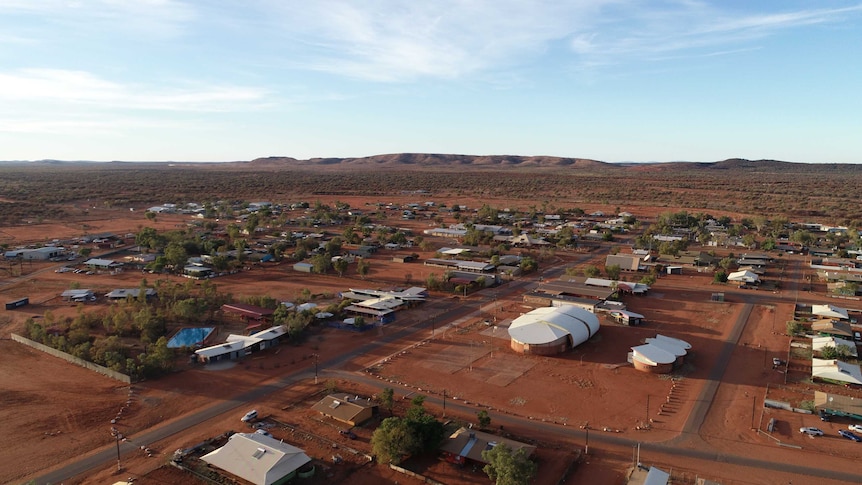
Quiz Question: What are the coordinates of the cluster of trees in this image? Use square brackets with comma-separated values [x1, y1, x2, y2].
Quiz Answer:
[371, 395, 444, 465]
[370, 391, 536, 485]
[820, 344, 856, 361]
[23, 278, 229, 380]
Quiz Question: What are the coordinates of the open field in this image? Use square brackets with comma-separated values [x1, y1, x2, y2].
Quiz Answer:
[2, 161, 862, 484]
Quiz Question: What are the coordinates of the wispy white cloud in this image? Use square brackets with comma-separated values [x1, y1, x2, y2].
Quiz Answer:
[256, 0, 615, 81]
[569, 2, 862, 63]
[248, 1, 862, 81]
[0, 68, 270, 111]
[0, 0, 196, 38]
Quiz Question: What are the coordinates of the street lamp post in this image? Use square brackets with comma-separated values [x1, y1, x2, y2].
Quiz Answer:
[313, 353, 319, 384]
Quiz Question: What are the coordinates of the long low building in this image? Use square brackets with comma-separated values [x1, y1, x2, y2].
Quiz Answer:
[424, 258, 496, 273]
[195, 325, 287, 363]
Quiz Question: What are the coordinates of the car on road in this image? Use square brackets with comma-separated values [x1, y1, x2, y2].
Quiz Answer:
[241, 410, 258, 422]
[839, 430, 862, 442]
[800, 427, 824, 436]
[848, 424, 862, 433]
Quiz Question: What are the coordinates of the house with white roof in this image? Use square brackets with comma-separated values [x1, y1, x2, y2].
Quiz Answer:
[812, 304, 849, 320]
[201, 432, 311, 485]
[812, 358, 862, 385]
[727, 270, 759, 284]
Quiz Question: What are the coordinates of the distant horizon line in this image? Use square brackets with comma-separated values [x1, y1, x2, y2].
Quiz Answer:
[1, 154, 854, 165]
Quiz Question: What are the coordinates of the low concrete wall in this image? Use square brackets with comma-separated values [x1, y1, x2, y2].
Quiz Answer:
[11, 333, 131, 384]
[389, 464, 446, 485]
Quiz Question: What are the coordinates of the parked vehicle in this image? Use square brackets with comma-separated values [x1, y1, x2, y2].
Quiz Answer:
[241, 410, 258, 422]
[819, 409, 831, 422]
[339, 429, 357, 440]
[839, 430, 862, 442]
[255, 429, 272, 437]
[848, 424, 862, 433]
[799, 427, 824, 436]
[772, 358, 783, 366]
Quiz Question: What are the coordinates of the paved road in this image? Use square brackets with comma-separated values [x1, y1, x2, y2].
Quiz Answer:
[336, 370, 862, 483]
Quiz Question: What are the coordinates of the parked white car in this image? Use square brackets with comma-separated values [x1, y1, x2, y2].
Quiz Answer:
[799, 427, 824, 436]
[241, 410, 258, 422]
[848, 424, 862, 433]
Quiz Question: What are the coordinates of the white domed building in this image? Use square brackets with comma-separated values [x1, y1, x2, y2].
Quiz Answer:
[508, 305, 600, 355]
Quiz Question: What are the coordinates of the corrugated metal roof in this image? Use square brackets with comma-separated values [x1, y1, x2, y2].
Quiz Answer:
[631, 344, 676, 365]
[508, 305, 599, 346]
[201, 433, 310, 485]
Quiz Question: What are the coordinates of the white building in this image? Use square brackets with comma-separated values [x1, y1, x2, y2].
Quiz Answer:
[201, 432, 311, 485]
[508, 305, 600, 355]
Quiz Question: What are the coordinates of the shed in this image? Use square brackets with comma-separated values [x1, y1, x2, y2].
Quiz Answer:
[293, 262, 314, 273]
[61, 289, 94, 302]
[611, 310, 645, 326]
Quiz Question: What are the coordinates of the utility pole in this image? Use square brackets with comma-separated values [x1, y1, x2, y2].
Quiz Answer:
[114, 429, 121, 471]
[442, 389, 446, 418]
[585, 426, 589, 455]
[751, 396, 757, 429]
[645, 395, 650, 427]
[313, 353, 319, 384]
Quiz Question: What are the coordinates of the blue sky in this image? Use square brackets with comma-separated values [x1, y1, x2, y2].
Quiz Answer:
[1, 1, 860, 163]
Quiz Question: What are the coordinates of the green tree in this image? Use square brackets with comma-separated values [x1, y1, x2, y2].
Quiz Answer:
[379, 387, 395, 416]
[371, 417, 418, 464]
[477, 409, 491, 429]
[357, 258, 370, 278]
[164, 241, 189, 270]
[519, 256, 537, 273]
[311, 253, 331, 274]
[583, 265, 601, 278]
[605, 264, 621, 280]
[786, 320, 803, 336]
[482, 442, 537, 485]
[713, 270, 728, 283]
[821, 344, 854, 360]
[333, 257, 349, 277]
